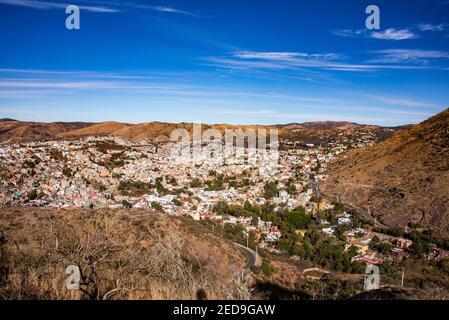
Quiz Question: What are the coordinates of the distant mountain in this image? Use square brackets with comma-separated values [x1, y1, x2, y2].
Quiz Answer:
[60, 121, 131, 137]
[0, 118, 18, 122]
[0, 120, 93, 142]
[62, 121, 271, 142]
[274, 121, 369, 130]
[321, 108, 449, 232]
[299, 121, 365, 130]
[1, 118, 405, 143]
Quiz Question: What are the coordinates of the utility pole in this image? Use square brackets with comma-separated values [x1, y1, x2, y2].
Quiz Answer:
[255, 246, 258, 265]
[401, 269, 405, 287]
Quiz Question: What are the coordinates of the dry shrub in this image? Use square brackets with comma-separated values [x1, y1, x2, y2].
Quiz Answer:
[0, 207, 250, 300]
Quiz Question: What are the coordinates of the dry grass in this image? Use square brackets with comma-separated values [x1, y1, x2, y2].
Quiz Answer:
[0, 207, 249, 300]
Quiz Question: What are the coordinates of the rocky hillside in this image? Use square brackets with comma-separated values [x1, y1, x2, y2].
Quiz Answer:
[321, 108, 449, 232]
[0, 207, 247, 300]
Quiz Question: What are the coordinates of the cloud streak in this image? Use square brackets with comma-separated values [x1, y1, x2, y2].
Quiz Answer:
[205, 51, 429, 73]
[367, 95, 439, 108]
[371, 28, 418, 40]
[418, 23, 447, 31]
[331, 28, 418, 41]
[367, 49, 449, 65]
[0, 0, 120, 12]
[125, 3, 200, 17]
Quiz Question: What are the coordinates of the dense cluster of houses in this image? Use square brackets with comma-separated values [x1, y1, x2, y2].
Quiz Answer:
[2, 133, 436, 263]
[0, 136, 334, 211]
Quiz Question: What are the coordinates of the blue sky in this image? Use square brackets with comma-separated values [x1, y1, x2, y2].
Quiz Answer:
[0, 0, 448, 125]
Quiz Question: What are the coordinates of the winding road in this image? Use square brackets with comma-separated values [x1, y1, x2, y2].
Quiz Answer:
[233, 242, 260, 269]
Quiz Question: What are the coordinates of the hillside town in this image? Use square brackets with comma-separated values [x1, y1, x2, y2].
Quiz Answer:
[0, 134, 367, 216]
[3, 132, 444, 276]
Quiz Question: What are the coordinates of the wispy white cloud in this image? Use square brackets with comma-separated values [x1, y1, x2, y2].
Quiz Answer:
[205, 57, 290, 70]
[0, 0, 120, 12]
[418, 23, 448, 32]
[330, 29, 367, 38]
[205, 51, 429, 72]
[367, 95, 439, 108]
[0, 68, 154, 79]
[0, 79, 126, 89]
[130, 4, 199, 17]
[0, 1, 202, 16]
[332, 28, 418, 41]
[371, 28, 418, 40]
[367, 49, 449, 65]
[232, 52, 343, 61]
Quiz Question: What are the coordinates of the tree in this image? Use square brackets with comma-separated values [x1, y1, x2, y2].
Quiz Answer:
[151, 202, 164, 212]
[190, 178, 202, 188]
[414, 241, 425, 257]
[244, 201, 261, 216]
[350, 261, 365, 274]
[285, 208, 312, 229]
[208, 170, 217, 176]
[332, 201, 345, 213]
[302, 239, 313, 258]
[286, 183, 296, 195]
[261, 259, 273, 277]
[369, 236, 392, 254]
[335, 224, 349, 241]
[347, 245, 359, 258]
[27, 190, 38, 201]
[205, 177, 224, 191]
[263, 181, 278, 199]
[387, 227, 405, 238]
[121, 200, 132, 208]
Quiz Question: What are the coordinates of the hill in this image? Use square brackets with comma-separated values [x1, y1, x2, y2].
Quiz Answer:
[63, 121, 283, 142]
[1, 118, 403, 144]
[63, 121, 399, 145]
[0, 207, 248, 300]
[0, 120, 93, 142]
[321, 108, 449, 232]
[59, 121, 131, 137]
[299, 121, 364, 130]
[274, 121, 371, 130]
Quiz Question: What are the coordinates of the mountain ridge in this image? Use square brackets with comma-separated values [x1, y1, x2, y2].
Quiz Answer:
[0, 118, 407, 142]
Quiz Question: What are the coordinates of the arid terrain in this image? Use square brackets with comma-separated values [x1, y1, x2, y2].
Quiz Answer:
[0, 118, 403, 145]
[321, 108, 449, 233]
[1, 110, 449, 300]
[0, 207, 249, 300]
[0, 119, 93, 142]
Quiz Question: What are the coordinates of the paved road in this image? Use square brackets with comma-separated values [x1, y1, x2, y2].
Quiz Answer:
[233, 242, 259, 269]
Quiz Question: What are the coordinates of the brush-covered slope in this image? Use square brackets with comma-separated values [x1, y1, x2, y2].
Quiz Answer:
[321, 108, 449, 231]
[0, 207, 247, 300]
